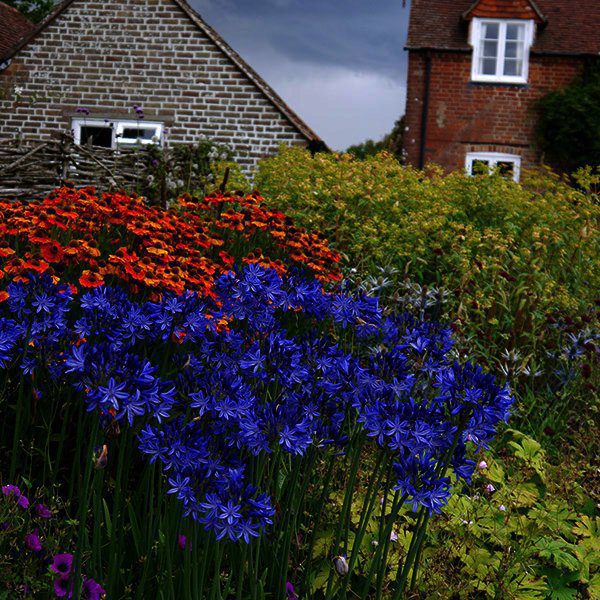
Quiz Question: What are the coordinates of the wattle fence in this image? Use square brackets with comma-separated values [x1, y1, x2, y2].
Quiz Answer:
[0, 135, 149, 200]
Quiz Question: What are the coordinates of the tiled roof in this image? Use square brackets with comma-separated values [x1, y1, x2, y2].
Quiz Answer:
[1, 0, 323, 144]
[407, 0, 600, 55]
[0, 1, 34, 59]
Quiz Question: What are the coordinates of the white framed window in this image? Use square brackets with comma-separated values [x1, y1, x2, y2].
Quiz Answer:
[470, 18, 535, 84]
[465, 152, 521, 182]
[72, 118, 163, 149]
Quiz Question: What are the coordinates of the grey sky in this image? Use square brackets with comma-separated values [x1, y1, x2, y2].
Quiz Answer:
[191, 0, 411, 150]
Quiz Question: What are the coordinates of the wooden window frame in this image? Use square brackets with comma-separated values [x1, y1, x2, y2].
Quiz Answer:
[470, 18, 535, 84]
[72, 118, 163, 148]
[465, 151, 522, 182]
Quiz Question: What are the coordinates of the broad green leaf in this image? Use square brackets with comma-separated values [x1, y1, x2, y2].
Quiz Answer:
[535, 537, 581, 572]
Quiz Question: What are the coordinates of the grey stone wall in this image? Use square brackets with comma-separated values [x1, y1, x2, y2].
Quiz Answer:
[0, 0, 310, 172]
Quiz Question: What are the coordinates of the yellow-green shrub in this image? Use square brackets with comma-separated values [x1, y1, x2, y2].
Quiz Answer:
[255, 148, 599, 430]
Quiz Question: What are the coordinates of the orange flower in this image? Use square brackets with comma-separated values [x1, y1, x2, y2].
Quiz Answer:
[79, 270, 105, 288]
[40, 240, 65, 263]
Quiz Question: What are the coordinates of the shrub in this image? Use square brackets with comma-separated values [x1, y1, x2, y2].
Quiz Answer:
[255, 148, 600, 436]
[536, 63, 600, 173]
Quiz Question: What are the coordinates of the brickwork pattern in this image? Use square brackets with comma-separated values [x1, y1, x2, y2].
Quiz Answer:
[0, 0, 310, 172]
[404, 50, 583, 172]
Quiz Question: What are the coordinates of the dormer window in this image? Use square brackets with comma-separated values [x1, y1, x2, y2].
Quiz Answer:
[470, 18, 535, 84]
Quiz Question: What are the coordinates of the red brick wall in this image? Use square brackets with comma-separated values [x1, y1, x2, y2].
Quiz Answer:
[0, 0, 310, 172]
[404, 50, 583, 172]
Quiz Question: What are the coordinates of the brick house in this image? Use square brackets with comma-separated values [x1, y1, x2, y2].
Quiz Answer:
[0, 0, 323, 172]
[404, 0, 600, 180]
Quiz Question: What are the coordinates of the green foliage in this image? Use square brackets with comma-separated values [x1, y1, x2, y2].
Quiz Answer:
[138, 139, 234, 205]
[306, 430, 599, 599]
[5, 0, 55, 24]
[346, 116, 405, 162]
[537, 62, 600, 173]
[255, 147, 600, 438]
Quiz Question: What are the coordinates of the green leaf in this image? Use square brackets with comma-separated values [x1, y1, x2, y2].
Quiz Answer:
[102, 498, 112, 540]
[312, 530, 334, 559]
[573, 516, 599, 540]
[535, 538, 580, 572]
[309, 564, 331, 594]
[128, 503, 142, 555]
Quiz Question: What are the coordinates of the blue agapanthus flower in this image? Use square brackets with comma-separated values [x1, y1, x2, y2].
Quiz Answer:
[0, 265, 513, 539]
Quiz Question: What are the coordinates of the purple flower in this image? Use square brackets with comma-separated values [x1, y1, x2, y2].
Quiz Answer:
[50, 553, 73, 576]
[499, 504, 506, 512]
[477, 460, 488, 470]
[2, 484, 29, 509]
[485, 483, 495, 493]
[24, 529, 42, 552]
[35, 502, 52, 518]
[286, 581, 298, 600]
[82, 577, 106, 600]
[177, 533, 191, 551]
[53, 576, 73, 598]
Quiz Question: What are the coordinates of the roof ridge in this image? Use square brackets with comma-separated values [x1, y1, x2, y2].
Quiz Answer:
[1, 0, 323, 144]
[172, 0, 322, 142]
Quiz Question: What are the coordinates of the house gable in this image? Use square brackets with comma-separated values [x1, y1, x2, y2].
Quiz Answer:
[463, 0, 546, 24]
[0, 0, 322, 170]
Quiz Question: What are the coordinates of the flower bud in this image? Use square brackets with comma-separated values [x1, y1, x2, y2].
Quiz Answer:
[333, 555, 349, 576]
[485, 484, 495, 493]
[477, 460, 488, 470]
[93, 444, 108, 470]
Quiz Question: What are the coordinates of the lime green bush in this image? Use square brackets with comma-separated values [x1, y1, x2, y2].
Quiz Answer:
[255, 148, 600, 435]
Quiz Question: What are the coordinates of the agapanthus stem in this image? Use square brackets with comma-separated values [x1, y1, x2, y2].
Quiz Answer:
[324, 434, 366, 600]
[305, 453, 336, 569]
[339, 450, 389, 599]
[9, 373, 27, 481]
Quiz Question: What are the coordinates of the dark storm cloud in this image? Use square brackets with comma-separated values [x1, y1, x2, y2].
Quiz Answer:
[192, 0, 410, 81]
[189, 0, 410, 149]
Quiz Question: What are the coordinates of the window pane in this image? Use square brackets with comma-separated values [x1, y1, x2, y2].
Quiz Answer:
[506, 23, 524, 41]
[471, 160, 490, 175]
[80, 126, 112, 148]
[483, 40, 498, 58]
[504, 41, 523, 59]
[481, 58, 497, 75]
[496, 161, 515, 177]
[503, 59, 523, 77]
[121, 127, 157, 141]
[482, 22, 499, 39]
